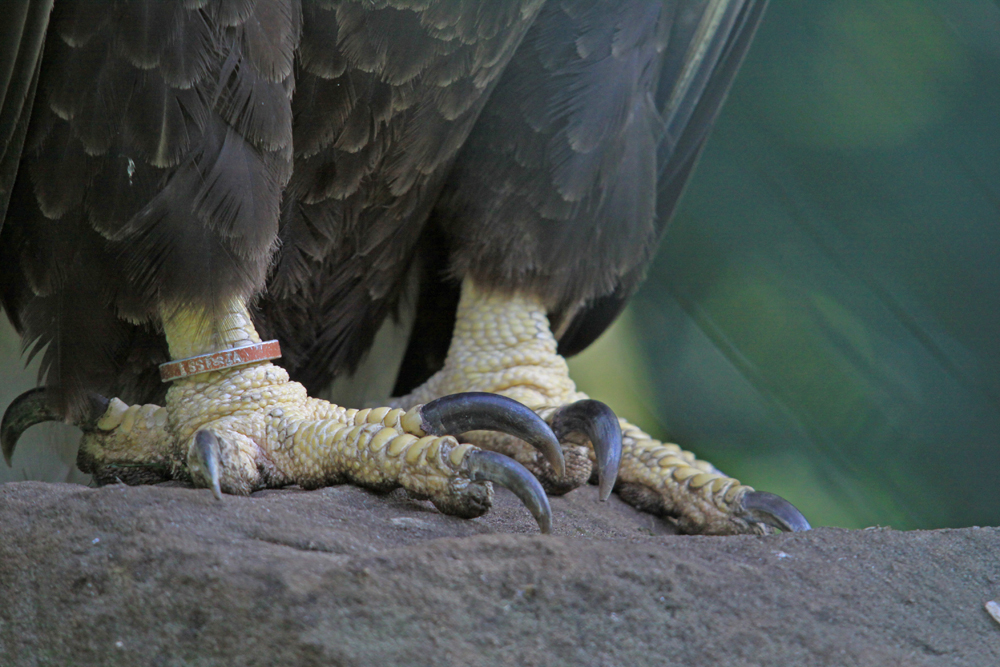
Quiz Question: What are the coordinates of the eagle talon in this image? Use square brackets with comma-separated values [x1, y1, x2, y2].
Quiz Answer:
[464, 449, 552, 534]
[1, 388, 56, 466]
[189, 430, 223, 501]
[550, 399, 622, 501]
[1, 386, 110, 466]
[738, 490, 811, 533]
[420, 392, 565, 477]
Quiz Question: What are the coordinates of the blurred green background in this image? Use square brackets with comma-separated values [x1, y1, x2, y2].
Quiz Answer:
[572, 0, 1000, 530]
[2, 0, 998, 530]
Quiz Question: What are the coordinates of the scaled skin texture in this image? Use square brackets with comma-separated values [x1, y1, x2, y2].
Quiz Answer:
[78, 300, 499, 522]
[394, 279, 763, 535]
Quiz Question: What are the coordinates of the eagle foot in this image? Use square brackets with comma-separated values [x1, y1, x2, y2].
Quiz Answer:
[1, 303, 567, 533]
[1, 371, 555, 532]
[393, 278, 810, 535]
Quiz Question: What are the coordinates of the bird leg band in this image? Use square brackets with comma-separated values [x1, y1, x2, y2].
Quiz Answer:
[158, 340, 282, 382]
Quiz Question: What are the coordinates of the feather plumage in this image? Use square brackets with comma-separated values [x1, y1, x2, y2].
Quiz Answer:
[123, 80, 209, 169]
[112, 0, 185, 70]
[261, 0, 544, 392]
[1, 0, 763, 417]
[434, 0, 765, 350]
[240, 0, 301, 83]
[214, 48, 294, 151]
[159, 10, 218, 89]
[0, 0, 52, 225]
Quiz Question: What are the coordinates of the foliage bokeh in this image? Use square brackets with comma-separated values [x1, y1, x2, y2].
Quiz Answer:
[573, 0, 1000, 529]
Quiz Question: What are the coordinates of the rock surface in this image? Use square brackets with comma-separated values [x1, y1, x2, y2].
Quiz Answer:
[0, 480, 997, 666]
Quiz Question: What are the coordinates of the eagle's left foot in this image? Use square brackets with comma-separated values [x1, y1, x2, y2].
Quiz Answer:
[1, 301, 563, 532]
[393, 279, 810, 535]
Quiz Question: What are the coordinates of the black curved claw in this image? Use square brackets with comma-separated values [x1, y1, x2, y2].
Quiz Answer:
[189, 430, 223, 500]
[1, 388, 58, 466]
[1, 387, 109, 466]
[550, 399, 622, 501]
[739, 490, 811, 532]
[421, 392, 565, 477]
[465, 449, 552, 534]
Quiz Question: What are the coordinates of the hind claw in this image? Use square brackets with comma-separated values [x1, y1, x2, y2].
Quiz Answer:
[550, 399, 622, 501]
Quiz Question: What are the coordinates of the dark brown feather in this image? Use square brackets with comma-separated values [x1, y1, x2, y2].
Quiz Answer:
[123, 81, 209, 169]
[240, 0, 301, 83]
[210, 0, 262, 28]
[214, 48, 294, 151]
[159, 9, 218, 89]
[28, 119, 90, 221]
[298, 1, 346, 79]
[50, 0, 109, 49]
[112, 0, 186, 70]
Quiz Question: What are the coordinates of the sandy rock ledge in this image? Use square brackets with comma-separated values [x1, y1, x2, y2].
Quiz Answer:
[0, 481, 997, 666]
